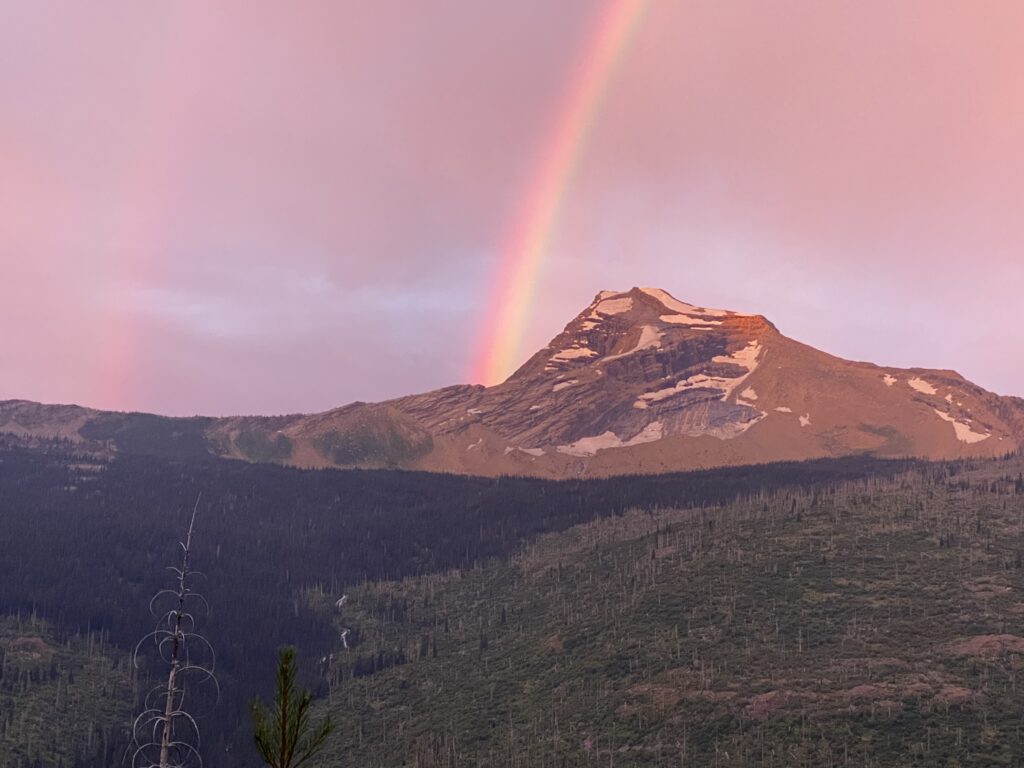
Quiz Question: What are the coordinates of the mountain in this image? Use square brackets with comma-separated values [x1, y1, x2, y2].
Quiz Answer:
[3, 287, 1022, 477]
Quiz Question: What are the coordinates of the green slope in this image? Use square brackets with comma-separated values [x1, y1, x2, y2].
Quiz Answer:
[0, 615, 131, 768]
[316, 467, 1024, 767]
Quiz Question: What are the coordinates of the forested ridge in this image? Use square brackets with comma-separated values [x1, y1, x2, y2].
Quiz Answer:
[313, 466, 1024, 766]
[0, 436, 1003, 765]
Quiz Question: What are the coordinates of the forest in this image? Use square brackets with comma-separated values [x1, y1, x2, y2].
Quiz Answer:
[0, 434, 1013, 766]
[314, 462, 1024, 766]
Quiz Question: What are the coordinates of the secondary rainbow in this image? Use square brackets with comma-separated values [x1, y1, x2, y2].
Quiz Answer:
[471, 0, 650, 386]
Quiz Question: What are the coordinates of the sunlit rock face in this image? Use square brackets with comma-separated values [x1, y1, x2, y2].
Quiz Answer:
[303, 287, 1024, 476]
[403, 288, 773, 451]
[3, 287, 1023, 478]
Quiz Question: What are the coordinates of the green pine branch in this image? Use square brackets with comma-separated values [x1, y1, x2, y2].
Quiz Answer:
[251, 647, 332, 768]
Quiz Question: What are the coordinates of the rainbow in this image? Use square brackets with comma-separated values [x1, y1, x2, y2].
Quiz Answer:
[470, 0, 650, 386]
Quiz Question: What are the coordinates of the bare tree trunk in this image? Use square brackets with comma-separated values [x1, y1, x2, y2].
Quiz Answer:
[129, 495, 212, 768]
[159, 516, 193, 768]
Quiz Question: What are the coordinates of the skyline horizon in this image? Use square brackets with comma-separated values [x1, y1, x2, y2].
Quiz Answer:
[3, 282, 1019, 418]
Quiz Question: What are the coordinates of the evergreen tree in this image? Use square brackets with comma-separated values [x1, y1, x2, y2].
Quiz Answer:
[250, 647, 332, 768]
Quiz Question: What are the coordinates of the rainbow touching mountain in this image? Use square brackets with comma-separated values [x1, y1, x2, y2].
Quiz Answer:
[4, 287, 1023, 478]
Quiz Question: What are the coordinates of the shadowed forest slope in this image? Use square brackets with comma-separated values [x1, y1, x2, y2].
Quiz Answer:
[0, 438, 923, 766]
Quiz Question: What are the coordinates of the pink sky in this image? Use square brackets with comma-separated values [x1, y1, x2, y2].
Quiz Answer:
[2, 1, 1023, 416]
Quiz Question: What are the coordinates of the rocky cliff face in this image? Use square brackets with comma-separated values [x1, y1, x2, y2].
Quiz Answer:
[3, 287, 1022, 477]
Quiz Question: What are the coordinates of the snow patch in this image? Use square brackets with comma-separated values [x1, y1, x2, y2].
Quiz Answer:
[467, 438, 483, 451]
[594, 297, 633, 315]
[636, 325, 662, 351]
[640, 288, 736, 317]
[627, 421, 664, 446]
[908, 378, 937, 395]
[799, 414, 811, 428]
[604, 325, 662, 361]
[557, 421, 664, 457]
[933, 409, 990, 444]
[729, 411, 768, 438]
[557, 433, 621, 457]
[638, 374, 730, 404]
[713, 340, 761, 372]
[552, 379, 579, 392]
[740, 387, 758, 401]
[550, 346, 598, 363]
[883, 374, 897, 387]
[467, 408, 482, 415]
[635, 341, 762, 406]
[518, 447, 545, 457]
[659, 314, 723, 327]
[775, 406, 793, 413]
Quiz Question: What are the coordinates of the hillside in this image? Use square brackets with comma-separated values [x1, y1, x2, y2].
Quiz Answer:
[3, 288, 1022, 478]
[0, 439, 915, 766]
[3, 438, 1024, 765]
[314, 461, 1024, 767]
[0, 615, 131, 768]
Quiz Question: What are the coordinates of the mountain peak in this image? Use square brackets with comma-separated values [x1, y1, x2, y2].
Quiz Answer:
[590, 286, 756, 321]
[4, 286, 1021, 478]
[503, 287, 773, 384]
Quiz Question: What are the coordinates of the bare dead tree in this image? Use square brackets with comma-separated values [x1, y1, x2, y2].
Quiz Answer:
[127, 497, 217, 768]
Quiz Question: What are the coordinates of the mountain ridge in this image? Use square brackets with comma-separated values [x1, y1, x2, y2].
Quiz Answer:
[4, 287, 1022, 477]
